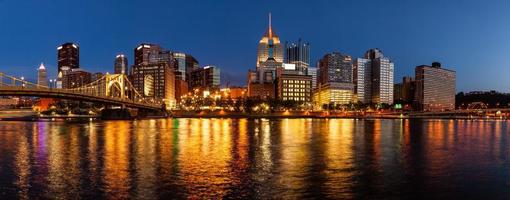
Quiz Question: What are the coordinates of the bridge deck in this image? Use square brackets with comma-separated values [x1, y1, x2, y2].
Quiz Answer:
[0, 86, 162, 110]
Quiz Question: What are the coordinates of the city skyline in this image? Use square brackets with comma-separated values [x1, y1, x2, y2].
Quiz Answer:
[1, 0, 509, 92]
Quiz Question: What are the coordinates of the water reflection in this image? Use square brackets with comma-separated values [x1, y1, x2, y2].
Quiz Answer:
[0, 119, 509, 199]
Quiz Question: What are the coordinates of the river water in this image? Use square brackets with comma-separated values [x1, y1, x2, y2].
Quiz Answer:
[0, 118, 509, 199]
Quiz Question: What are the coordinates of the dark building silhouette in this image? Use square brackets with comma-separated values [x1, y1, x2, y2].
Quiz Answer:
[285, 38, 310, 73]
[134, 43, 163, 66]
[189, 65, 221, 92]
[57, 42, 79, 74]
[63, 69, 91, 89]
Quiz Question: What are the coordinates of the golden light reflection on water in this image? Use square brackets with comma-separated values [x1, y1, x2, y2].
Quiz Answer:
[324, 119, 355, 198]
[1, 118, 510, 198]
[134, 120, 158, 199]
[279, 118, 311, 197]
[175, 118, 233, 198]
[103, 121, 131, 199]
[14, 124, 29, 200]
[258, 118, 273, 173]
[46, 124, 81, 199]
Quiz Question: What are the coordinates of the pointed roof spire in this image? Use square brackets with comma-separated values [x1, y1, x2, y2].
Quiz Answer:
[38, 62, 46, 70]
[269, 13, 272, 27]
[268, 12, 273, 38]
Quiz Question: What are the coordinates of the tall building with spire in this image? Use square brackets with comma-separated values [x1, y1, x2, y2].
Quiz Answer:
[256, 13, 283, 70]
[248, 13, 284, 98]
[37, 63, 48, 87]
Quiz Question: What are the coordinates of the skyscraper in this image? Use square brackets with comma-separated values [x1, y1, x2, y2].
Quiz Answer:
[185, 54, 199, 79]
[285, 39, 310, 73]
[114, 54, 128, 74]
[134, 43, 163, 66]
[415, 62, 456, 111]
[173, 52, 186, 80]
[353, 49, 394, 104]
[131, 43, 176, 108]
[318, 52, 353, 85]
[189, 65, 221, 92]
[366, 49, 394, 105]
[353, 58, 371, 103]
[57, 42, 79, 74]
[37, 63, 48, 87]
[256, 13, 283, 70]
[313, 52, 355, 107]
[248, 14, 283, 99]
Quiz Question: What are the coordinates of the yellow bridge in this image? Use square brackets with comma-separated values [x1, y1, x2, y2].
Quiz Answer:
[0, 72, 163, 110]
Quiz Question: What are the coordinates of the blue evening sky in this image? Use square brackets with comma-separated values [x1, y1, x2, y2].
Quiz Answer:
[0, 0, 509, 92]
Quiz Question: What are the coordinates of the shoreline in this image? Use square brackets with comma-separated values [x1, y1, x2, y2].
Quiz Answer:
[0, 112, 506, 121]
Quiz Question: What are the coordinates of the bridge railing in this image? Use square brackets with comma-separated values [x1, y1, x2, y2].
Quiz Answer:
[0, 72, 163, 109]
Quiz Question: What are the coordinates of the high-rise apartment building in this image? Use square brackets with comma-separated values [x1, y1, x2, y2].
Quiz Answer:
[353, 58, 371, 103]
[368, 49, 394, 104]
[353, 49, 394, 104]
[57, 42, 79, 75]
[313, 52, 355, 107]
[415, 62, 456, 111]
[318, 52, 353, 85]
[114, 54, 128, 74]
[37, 63, 48, 87]
[285, 39, 310, 73]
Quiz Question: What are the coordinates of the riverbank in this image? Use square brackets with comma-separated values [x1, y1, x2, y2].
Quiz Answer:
[1, 109, 507, 121]
[170, 110, 507, 120]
